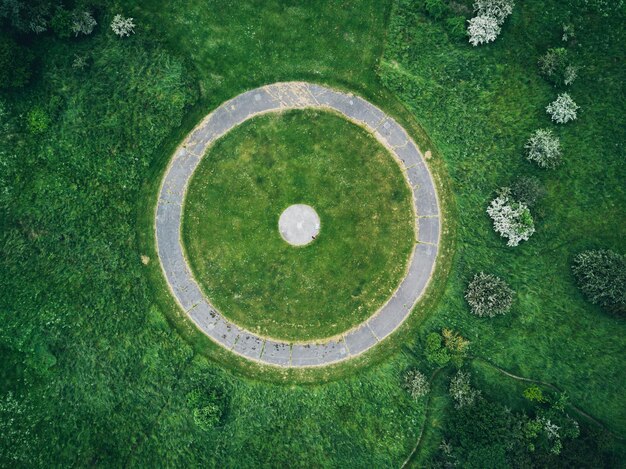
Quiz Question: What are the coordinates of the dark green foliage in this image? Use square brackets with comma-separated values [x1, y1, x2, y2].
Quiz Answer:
[538, 47, 578, 86]
[445, 16, 468, 40]
[426, 332, 452, 366]
[50, 6, 72, 38]
[0, 36, 33, 89]
[511, 175, 545, 207]
[572, 249, 626, 314]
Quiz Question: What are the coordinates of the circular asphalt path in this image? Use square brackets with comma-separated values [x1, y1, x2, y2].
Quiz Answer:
[155, 82, 440, 367]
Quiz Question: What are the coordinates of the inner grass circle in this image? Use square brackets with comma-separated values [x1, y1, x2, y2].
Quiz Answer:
[182, 109, 414, 341]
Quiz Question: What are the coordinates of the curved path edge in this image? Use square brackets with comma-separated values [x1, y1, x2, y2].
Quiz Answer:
[155, 82, 440, 368]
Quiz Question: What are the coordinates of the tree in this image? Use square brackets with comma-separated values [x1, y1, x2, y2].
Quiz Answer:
[0, 36, 33, 89]
[572, 249, 626, 314]
[449, 370, 481, 408]
[546, 93, 579, 124]
[525, 128, 561, 168]
[72, 11, 96, 36]
[465, 272, 515, 317]
[403, 369, 430, 399]
[426, 329, 469, 367]
[110, 14, 135, 37]
[473, 0, 515, 24]
[511, 175, 545, 207]
[487, 188, 535, 246]
[467, 15, 500, 46]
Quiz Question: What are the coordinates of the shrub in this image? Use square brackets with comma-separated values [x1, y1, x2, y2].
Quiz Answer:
[467, 15, 500, 46]
[72, 11, 97, 36]
[449, 370, 481, 408]
[473, 0, 515, 24]
[111, 14, 135, 37]
[523, 385, 546, 403]
[465, 272, 514, 317]
[26, 107, 50, 134]
[562, 23, 575, 41]
[546, 93, 579, 124]
[426, 332, 451, 366]
[511, 175, 545, 207]
[539, 48, 578, 86]
[186, 388, 223, 430]
[487, 188, 535, 246]
[0, 37, 34, 89]
[572, 250, 626, 314]
[525, 128, 561, 169]
[403, 369, 430, 399]
[50, 7, 73, 38]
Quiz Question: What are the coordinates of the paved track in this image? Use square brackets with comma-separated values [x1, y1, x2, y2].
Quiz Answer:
[155, 82, 440, 367]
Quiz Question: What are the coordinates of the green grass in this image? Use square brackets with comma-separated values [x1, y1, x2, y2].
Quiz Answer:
[382, 0, 626, 438]
[1, 0, 624, 466]
[183, 109, 414, 340]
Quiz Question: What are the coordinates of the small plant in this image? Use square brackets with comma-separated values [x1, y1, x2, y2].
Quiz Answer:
[27, 107, 51, 135]
[72, 11, 97, 36]
[546, 93, 579, 124]
[572, 249, 626, 314]
[467, 15, 500, 46]
[465, 272, 514, 317]
[72, 54, 89, 70]
[487, 188, 535, 246]
[111, 14, 135, 37]
[186, 388, 223, 430]
[525, 129, 561, 169]
[403, 369, 430, 399]
[449, 370, 481, 408]
[511, 175, 545, 207]
[562, 23, 575, 41]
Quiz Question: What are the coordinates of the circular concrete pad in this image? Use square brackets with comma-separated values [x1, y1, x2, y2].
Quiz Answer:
[278, 204, 320, 246]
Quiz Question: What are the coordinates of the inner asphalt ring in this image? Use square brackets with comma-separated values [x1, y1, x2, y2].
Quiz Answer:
[278, 204, 321, 246]
[155, 81, 441, 368]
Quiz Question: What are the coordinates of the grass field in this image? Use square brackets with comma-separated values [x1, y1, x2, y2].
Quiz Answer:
[1, 0, 624, 466]
[183, 109, 414, 340]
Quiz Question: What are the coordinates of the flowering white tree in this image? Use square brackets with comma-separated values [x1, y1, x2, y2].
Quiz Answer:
[525, 129, 561, 168]
[449, 371, 481, 409]
[72, 11, 97, 36]
[403, 370, 430, 399]
[546, 93, 579, 124]
[465, 272, 515, 317]
[467, 15, 500, 46]
[487, 188, 535, 246]
[111, 14, 135, 37]
[474, 0, 515, 24]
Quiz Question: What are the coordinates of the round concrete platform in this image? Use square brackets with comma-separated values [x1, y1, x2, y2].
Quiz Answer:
[155, 81, 441, 368]
[278, 204, 320, 246]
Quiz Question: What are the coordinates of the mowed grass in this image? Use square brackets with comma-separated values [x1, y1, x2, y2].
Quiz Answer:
[183, 110, 414, 340]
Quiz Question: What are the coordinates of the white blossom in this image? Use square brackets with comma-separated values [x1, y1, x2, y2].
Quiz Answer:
[467, 15, 500, 46]
[487, 189, 535, 247]
[111, 14, 135, 37]
[525, 129, 561, 168]
[546, 93, 579, 124]
[473, 0, 515, 25]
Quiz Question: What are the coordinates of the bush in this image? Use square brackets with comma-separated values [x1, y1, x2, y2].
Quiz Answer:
[425, 329, 469, 367]
[186, 388, 224, 430]
[546, 93, 579, 124]
[72, 11, 97, 36]
[572, 250, 626, 314]
[525, 128, 561, 169]
[449, 370, 481, 408]
[0, 36, 34, 89]
[467, 15, 500, 46]
[465, 272, 514, 317]
[26, 107, 50, 134]
[426, 332, 451, 366]
[50, 7, 73, 38]
[487, 188, 535, 246]
[403, 370, 430, 399]
[511, 176, 545, 208]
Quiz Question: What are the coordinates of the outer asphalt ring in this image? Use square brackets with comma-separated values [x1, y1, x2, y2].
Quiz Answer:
[155, 82, 440, 367]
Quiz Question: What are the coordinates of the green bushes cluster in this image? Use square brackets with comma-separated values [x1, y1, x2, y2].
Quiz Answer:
[572, 249, 626, 315]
